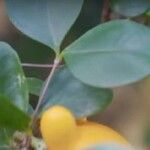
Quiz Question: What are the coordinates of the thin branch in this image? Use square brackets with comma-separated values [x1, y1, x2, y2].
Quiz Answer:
[32, 57, 60, 122]
[22, 63, 54, 68]
[22, 63, 63, 68]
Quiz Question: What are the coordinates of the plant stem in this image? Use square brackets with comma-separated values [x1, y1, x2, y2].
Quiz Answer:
[22, 63, 63, 68]
[22, 63, 54, 68]
[32, 57, 60, 122]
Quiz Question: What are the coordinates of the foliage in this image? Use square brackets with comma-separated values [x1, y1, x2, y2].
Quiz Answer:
[0, 0, 149, 149]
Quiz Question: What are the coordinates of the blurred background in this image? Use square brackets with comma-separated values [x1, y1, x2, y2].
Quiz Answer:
[0, 0, 150, 149]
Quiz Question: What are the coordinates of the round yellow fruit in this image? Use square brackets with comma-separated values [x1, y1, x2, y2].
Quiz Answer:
[40, 105, 77, 150]
[40, 105, 130, 150]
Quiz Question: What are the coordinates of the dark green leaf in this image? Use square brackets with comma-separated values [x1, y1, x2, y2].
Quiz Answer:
[64, 20, 150, 88]
[28, 104, 34, 115]
[0, 95, 30, 131]
[0, 42, 28, 111]
[27, 78, 43, 96]
[145, 9, 150, 17]
[5, 0, 84, 51]
[0, 145, 11, 150]
[86, 143, 131, 150]
[0, 129, 12, 150]
[40, 67, 113, 118]
[110, 0, 150, 17]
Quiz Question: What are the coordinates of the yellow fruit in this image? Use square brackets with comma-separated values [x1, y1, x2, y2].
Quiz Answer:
[40, 105, 130, 150]
[73, 122, 129, 150]
[40, 105, 77, 150]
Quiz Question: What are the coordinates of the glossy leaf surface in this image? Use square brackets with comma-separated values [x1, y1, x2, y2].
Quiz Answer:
[64, 20, 150, 88]
[5, 0, 84, 50]
[27, 77, 43, 96]
[40, 67, 113, 118]
[0, 42, 28, 111]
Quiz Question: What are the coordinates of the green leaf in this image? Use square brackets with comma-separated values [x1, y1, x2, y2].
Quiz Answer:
[28, 105, 34, 115]
[64, 20, 150, 88]
[0, 129, 12, 150]
[27, 78, 43, 96]
[40, 67, 113, 118]
[110, 0, 150, 17]
[0, 42, 28, 111]
[145, 9, 150, 17]
[86, 143, 131, 150]
[0, 145, 11, 150]
[5, 0, 84, 51]
[0, 95, 30, 131]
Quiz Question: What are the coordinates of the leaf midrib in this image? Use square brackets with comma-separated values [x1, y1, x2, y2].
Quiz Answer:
[64, 48, 150, 56]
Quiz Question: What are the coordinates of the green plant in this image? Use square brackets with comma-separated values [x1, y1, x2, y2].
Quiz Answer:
[0, 0, 150, 149]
